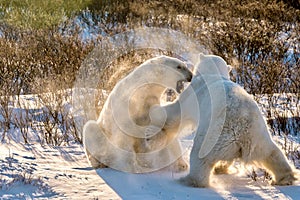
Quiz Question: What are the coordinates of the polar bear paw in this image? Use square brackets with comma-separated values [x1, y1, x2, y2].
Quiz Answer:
[272, 173, 296, 186]
[87, 151, 108, 169]
[179, 175, 209, 188]
[213, 161, 233, 174]
[172, 158, 189, 172]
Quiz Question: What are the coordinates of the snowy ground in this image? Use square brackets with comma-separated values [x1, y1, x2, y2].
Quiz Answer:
[0, 137, 299, 199]
[0, 141, 119, 199]
[0, 93, 299, 199]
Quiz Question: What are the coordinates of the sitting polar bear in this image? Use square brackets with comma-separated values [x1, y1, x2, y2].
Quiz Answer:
[151, 53, 296, 186]
[83, 55, 193, 173]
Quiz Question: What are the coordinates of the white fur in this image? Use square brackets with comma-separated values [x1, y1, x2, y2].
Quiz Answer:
[83, 55, 192, 173]
[155, 53, 296, 186]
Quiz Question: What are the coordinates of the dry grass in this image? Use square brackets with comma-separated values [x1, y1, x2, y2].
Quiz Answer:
[0, 0, 299, 145]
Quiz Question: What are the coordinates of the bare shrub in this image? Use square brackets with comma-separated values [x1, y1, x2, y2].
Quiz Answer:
[0, 26, 94, 144]
[0, 0, 299, 146]
[32, 81, 77, 146]
[0, 95, 13, 141]
[12, 108, 32, 144]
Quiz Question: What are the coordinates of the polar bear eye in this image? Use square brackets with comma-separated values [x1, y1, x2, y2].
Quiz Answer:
[177, 65, 182, 69]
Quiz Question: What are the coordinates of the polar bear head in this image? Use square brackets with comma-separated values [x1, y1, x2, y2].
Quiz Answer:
[141, 56, 193, 92]
[193, 53, 232, 80]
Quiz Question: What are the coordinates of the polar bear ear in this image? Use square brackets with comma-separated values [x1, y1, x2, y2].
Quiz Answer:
[199, 53, 206, 60]
[227, 65, 233, 73]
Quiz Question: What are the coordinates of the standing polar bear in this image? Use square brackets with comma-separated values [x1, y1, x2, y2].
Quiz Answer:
[83, 55, 193, 173]
[151, 53, 296, 186]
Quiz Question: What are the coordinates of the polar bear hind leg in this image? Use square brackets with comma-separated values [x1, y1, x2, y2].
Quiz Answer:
[248, 122, 296, 185]
[262, 145, 296, 185]
[83, 121, 109, 168]
[83, 120, 149, 172]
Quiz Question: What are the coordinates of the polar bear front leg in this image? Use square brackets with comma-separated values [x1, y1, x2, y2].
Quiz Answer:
[180, 154, 214, 187]
[180, 133, 216, 187]
[180, 131, 242, 187]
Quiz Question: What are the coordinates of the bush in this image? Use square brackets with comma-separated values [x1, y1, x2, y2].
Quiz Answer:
[0, 0, 92, 29]
[0, 26, 95, 143]
[0, 0, 299, 145]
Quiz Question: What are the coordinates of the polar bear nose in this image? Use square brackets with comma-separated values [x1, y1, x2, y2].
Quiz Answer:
[186, 72, 192, 82]
[185, 70, 193, 82]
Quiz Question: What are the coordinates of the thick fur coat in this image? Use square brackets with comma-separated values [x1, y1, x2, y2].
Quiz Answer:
[83, 55, 192, 173]
[153, 54, 296, 186]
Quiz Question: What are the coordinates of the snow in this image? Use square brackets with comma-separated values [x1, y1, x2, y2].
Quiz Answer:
[0, 141, 120, 199]
[0, 135, 299, 199]
[0, 93, 299, 199]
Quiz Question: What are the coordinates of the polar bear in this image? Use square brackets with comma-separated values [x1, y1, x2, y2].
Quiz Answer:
[83, 55, 193, 173]
[151, 53, 296, 186]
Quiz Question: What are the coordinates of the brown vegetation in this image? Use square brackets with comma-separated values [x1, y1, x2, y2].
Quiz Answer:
[0, 0, 299, 145]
